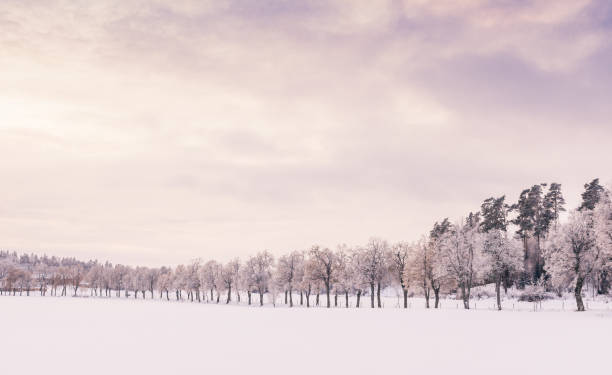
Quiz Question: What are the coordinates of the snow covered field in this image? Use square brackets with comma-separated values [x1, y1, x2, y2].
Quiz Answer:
[2, 296, 611, 375]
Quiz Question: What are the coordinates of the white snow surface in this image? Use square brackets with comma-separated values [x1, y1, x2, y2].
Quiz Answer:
[2, 296, 612, 375]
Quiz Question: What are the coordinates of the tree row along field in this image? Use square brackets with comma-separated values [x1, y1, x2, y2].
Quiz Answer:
[2, 178, 611, 312]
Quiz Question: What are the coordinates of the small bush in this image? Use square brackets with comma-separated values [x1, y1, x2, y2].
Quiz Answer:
[519, 284, 553, 302]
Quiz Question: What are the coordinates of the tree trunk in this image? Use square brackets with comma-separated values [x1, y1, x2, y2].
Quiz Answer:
[403, 289, 408, 309]
[461, 284, 469, 309]
[376, 282, 381, 308]
[325, 283, 331, 308]
[247, 291, 252, 305]
[433, 287, 440, 308]
[259, 291, 263, 306]
[284, 290, 288, 305]
[316, 293, 320, 306]
[495, 278, 502, 311]
[289, 287, 293, 307]
[370, 283, 375, 308]
[356, 290, 361, 308]
[345, 291, 349, 308]
[226, 285, 231, 304]
[300, 291, 303, 306]
[575, 277, 585, 312]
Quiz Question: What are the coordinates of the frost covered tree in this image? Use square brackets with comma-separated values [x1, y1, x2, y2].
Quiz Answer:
[406, 219, 451, 309]
[112, 264, 130, 298]
[405, 240, 431, 308]
[544, 210, 605, 311]
[220, 259, 240, 304]
[245, 251, 274, 306]
[388, 241, 410, 308]
[594, 191, 612, 253]
[592, 193, 612, 294]
[428, 219, 452, 308]
[345, 249, 367, 307]
[144, 268, 160, 299]
[275, 251, 304, 307]
[0, 259, 14, 295]
[333, 247, 354, 308]
[481, 231, 522, 310]
[86, 264, 104, 296]
[156, 269, 173, 300]
[308, 246, 339, 308]
[200, 260, 221, 303]
[439, 214, 483, 309]
[358, 238, 388, 308]
[480, 196, 522, 310]
[69, 264, 84, 297]
[185, 260, 201, 302]
[173, 264, 187, 300]
[299, 256, 317, 308]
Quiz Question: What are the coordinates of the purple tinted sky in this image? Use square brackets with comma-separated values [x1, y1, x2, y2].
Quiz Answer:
[1, 0, 611, 265]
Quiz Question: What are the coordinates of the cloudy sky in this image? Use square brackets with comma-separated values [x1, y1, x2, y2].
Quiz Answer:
[1, 0, 611, 266]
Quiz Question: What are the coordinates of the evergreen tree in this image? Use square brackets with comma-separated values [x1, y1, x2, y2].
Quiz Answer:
[579, 178, 604, 211]
[465, 211, 481, 230]
[480, 196, 508, 232]
[430, 218, 451, 240]
[511, 189, 535, 248]
[511, 184, 547, 283]
[543, 183, 566, 231]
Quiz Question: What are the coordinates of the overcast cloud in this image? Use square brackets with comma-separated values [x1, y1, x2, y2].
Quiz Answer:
[1, 0, 611, 265]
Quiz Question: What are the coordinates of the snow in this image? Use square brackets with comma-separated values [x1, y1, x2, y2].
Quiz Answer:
[2, 295, 611, 375]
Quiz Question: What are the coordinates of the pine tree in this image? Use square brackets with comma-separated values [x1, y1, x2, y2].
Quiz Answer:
[579, 178, 605, 211]
[511, 184, 548, 283]
[430, 218, 451, 240]
[480, 196, 508, 232]
[511, 189, 535, 249]
[543, 183, 566, 231]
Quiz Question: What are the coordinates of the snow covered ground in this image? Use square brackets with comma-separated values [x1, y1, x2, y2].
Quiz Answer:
[2, 295, 611, 375]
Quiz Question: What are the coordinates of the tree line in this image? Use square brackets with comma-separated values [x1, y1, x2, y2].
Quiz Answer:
[1, 179, 611, 312]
